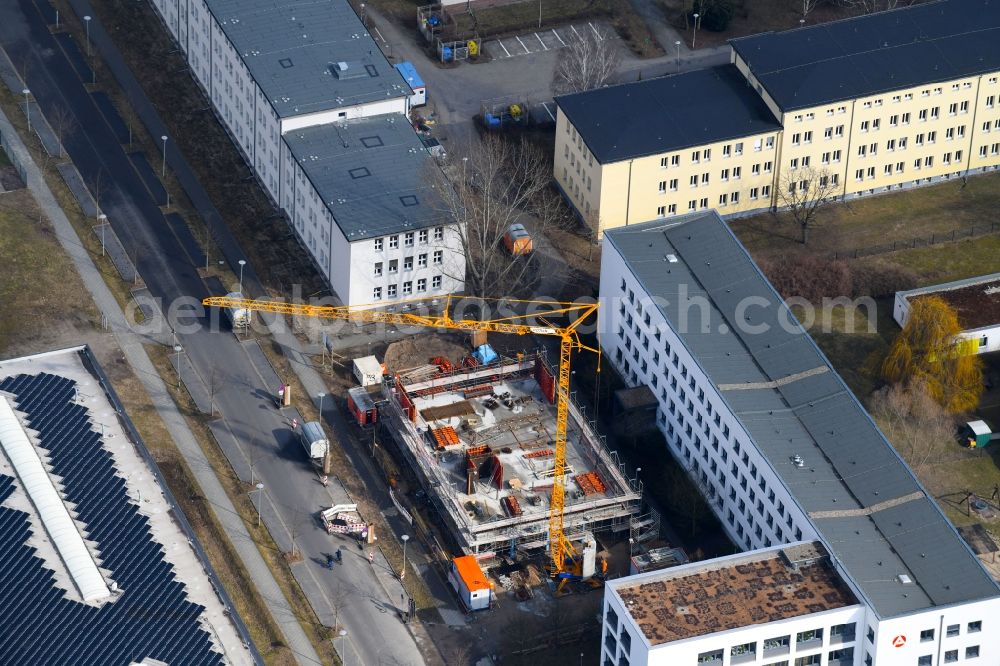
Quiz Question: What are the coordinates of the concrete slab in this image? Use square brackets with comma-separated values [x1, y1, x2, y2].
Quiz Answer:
[56, 162, 98, 217]
[53, 31, 93, 83]
[25, 100, 64, 157]
[90, 90, 130, 144]
[165, 212, 206, 267]
[170, 350, 214, 415]
[128, 151, 166, 203]
[92, 221, 140, 284]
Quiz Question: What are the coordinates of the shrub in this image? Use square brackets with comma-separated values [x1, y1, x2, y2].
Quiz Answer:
[850, 259, 918, 298]
[690, 0, 736, 32]
[757, 254, 853, 303]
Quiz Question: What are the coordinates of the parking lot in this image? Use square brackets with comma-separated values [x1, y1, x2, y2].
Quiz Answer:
[485, 21, 609, 60]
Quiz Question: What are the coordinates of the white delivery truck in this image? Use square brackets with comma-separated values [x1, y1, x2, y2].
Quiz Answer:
[224, 291, 252, 328]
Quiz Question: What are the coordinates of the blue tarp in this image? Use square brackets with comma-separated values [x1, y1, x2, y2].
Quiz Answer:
[472, 344, 498, 366]
[394, 61, 425, 90]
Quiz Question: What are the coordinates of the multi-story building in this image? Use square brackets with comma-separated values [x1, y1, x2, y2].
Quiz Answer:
[555, 0, 1000, 238]
[598, 211, 1000, 665]
[148, 0, 465, 305]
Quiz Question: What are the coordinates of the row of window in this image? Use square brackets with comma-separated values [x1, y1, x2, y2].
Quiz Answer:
[698, 625, 856, 665]
[653, 186, 775, 218]
[373, 251, 443, 275]
[372, 227, 444, 251]
[655, 138, 777, 170]
[372, 276, 443, 300]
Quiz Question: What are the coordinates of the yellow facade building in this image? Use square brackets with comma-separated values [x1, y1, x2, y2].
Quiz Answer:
[554, 0, 1000, 237]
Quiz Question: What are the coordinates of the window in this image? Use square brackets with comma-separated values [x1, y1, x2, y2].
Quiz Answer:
[804, 131, 813, 143]
[920, 109, 928, 121]
[750, 187, 759, 200]
[828, 647, 853, 664]
[671, 155, 680, 166]
[890, 114, 899, 126]
[402, 281, 412, 295]
[944, 650, 958, 663]
[797, 629, 822, 646]
[697, 649, 723, 664]
[404, 232, 414, 247]
[703, 148, 711, 161]
[419, 229, 428, 244]
[403, 256, 413, 271]
[389, 235, 399, 249]
[721, 168, 730, 181]
[920, 629, 934, 642]
[867, 627, 875, 643]
[657, 205, 666, 217]
[723, 144, 732, 157]
[670, 178, 678, 191]
[433, 250, 443, 265]
[668, 203, 677, 214]
[968, 621, 982, 633]
[731, 642, 756, 662]
[946, 624, 960, 638]
[794, 656, 820, 666]
[432, 275, 442, 289]
[792, 132, 801, 145]
[735, 142, 743, 154]
[831, 623, 856, 643]
[434, 226, 444, 241]
[752, 163, 761, 175]
[824, 127, 833, 139]
[917, 657, 932, 666]
[373, 286, 382, 300]
[374, 238, 384, 251]
[719, 194, 728, 206]
[387, 284, 397, 297]
[660, 156, 668, 168]
[418, 253, 428, 268]
[416, 278, 426, 292]
[388, 259, 398, 274]
[764, 161, 773, 172]
[658, 180, 667, 193]
[701, 172, 710, 184]
[374, 262, 383, 276]
[966, 646, 980, 658]
[861, 121, 870, 132]
[700, 197, 708, 209]
[692, 150, 700, 163]
[690, 175, 699, 187]
[762, 185, 771, 197]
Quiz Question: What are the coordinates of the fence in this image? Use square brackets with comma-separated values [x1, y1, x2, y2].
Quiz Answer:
[830, 222, 1000, 260]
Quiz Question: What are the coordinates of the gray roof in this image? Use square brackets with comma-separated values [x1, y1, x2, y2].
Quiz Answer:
[205, 0, 410, 118]
[283, 115, 446, 241]
[555, 65, 781, 164]
[605, 212, 1000, 618]
[730, 0, 1000, 112]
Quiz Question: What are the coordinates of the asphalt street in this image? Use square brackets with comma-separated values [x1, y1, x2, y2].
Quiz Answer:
[0, 1, 429, 663]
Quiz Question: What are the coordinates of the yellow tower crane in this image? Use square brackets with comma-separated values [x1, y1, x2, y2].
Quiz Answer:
[203, 294, 600, 574]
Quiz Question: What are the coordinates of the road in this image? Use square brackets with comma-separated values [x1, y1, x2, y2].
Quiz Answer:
[0, 1, 431, 663]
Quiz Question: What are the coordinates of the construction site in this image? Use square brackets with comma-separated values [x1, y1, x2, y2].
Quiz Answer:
[378, 349, 643, 556]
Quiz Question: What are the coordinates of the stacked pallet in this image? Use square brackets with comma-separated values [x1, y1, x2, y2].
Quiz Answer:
[574, 471, 607, 496]
[430, 426, 460, 449]
[524, 449, 554, 459]
[502, 495, 523, 517]
[464, 383, 494, 399]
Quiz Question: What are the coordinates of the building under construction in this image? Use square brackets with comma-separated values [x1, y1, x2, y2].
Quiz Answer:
[379, 351, 643, 555]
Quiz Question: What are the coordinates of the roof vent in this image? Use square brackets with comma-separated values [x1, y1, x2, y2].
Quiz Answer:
[665, 254, 678, 263]
[898, 574, 913, 585]
[791, 454, 805, 468]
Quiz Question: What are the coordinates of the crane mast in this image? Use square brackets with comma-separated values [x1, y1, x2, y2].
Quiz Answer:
[203, 295, 599, 573]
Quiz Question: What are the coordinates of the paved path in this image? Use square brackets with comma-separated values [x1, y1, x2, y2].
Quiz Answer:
[0, 102, 289, 666]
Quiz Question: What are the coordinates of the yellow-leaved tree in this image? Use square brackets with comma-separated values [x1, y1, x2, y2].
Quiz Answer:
[881, 295, 983, 413]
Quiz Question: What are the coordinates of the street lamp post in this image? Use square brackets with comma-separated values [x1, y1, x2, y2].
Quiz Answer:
[318, 392, 326, 424]
[22, 89, 30, 133]
[83, 15, 92, 56]
[401, 534, 410, 581]
[98, 213, 107, 256]
[254, 482, 265, 528]
[538, 0, 542, 28]
[173, 345, 183, 388]
[238, 259, 246, 294]
[675, 40, 681, 72]
[160, 135, 168, 177]
[692, 13, 700, 49]
[632, 467, 642, 487]
[338, 629, 348, 666]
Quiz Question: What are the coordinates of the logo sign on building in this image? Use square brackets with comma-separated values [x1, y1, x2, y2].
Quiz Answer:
[892, 635, 907, 648]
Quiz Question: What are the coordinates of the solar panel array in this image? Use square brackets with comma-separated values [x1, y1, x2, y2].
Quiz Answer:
[0, 372, 225, 666]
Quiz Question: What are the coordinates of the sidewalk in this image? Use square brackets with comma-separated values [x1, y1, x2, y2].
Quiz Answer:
[0, 102, 321, 665]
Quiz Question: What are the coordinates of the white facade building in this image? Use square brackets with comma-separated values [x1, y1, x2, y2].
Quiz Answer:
[147, 0, 465, 306]
[894, 273, 1000, 355]
[598, 211, 1000, 666]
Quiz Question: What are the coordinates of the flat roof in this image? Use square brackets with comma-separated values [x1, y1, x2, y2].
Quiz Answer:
[555, 65, 781, 164]
[283, 115, 446, 241]
[205, 0, 410, 118]
[730, 0, 1000, 112]
[394, 62, 425, 90]
[613, 543, 856, 644]
[605, 212, 1000, 618]
[0, 347, 252, 664]
[899, 272, 1000, 331]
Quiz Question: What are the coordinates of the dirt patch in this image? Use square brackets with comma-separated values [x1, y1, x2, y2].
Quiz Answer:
[384, 333, 472, 373]
[912, 281, 1000, 331]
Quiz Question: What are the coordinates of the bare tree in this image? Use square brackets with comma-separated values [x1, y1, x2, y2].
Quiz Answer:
[838, 0, 913, 14]
[870, 381, 955, 471]
[48, 104, 75, 158]
[87, 168, 107, 218]
[775, 166, 839, 244]
[552, 27, 621, 95]
[801, 0, 825, 17]
[433, 135, 560, 299]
